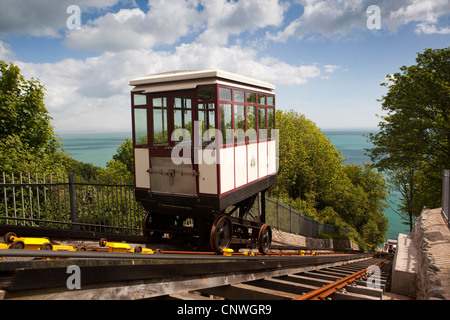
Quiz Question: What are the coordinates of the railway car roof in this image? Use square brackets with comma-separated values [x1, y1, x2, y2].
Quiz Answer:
[129, 68, 276, 94]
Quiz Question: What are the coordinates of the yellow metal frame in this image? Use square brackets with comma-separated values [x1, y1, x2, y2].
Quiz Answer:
[5, 233, 52, 250]
[98, 238, 131, 253]
[222, 248, 234, 256]
[0, 243, 8, 261]
[131, 247, 156, 254]
[52, 245, 77, 251]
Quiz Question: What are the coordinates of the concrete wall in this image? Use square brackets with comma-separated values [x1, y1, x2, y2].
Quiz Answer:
[272, 229, 360, 251]
[409, 209, 448, 299]
[391, 233, 418, 298]
[391, 207, 448, 299]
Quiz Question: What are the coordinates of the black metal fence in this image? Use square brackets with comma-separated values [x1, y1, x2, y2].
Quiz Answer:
[1, 172, 145, 238]
[1, 172, 339, 240]
[442, 169, 450, 228]
[255, 196, 339, 237]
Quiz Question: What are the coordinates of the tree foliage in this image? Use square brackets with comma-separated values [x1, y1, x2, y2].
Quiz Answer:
[367, 47, 450, 230]
[271, 110, 388, 249]
[111, 138, 134, 174]
[0, 60, 67, 173]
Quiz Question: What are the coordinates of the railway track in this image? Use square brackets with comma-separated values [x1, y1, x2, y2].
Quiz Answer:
[159, 256, 392, 301]
[0, 242, 392, 300]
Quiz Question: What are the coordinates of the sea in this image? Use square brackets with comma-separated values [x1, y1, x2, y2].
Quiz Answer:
[58, 129, 408, 241]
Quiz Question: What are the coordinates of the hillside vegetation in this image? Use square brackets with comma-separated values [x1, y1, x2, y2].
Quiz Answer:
[270, 110, 388, 250]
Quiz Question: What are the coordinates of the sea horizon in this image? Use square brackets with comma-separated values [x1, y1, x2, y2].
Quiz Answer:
[57, 128, 379, 169]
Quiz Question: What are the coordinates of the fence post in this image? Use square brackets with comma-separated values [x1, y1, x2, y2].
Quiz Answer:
[257, 192, 261, 218]
[261, 191, 266, 224]
[289, 206, 292, 234]
[68, 173, 78, 230]
[443, 169, 450, 228]
[276, 199, 280, 230]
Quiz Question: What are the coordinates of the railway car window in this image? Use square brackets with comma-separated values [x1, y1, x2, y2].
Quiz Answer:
[133, 94, 147, 106]
[152, 97, 168, 145]
[134, 108, 148, 145]
[198, 87, 215, 101]
[234, 90, 245, 103]
[258, 107, 267, 140]
[258, 94, 266, 105]
[267, 96, 274, 106]
[267, 108, 275, 138]
[199, 103, 216, 145]
[220, 103, 233, 145]
[246, 92, 256, 103]
[234, 105, 245, 143]
[219, 87, 232, 101]
[246, 106, 257, 142]
[174, 97, 192, 141]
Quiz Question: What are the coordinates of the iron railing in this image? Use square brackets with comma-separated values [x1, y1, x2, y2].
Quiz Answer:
[1, 172, 340, 240]
[1, 172, 144, 238]
[442, 169, 450, 228]
[262, 196, 339, 237]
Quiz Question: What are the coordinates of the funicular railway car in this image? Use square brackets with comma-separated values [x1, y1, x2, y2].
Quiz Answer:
[129, 69, 277, 253]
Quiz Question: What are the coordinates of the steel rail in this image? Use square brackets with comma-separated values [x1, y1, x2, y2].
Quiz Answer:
[0, 248, 358, 261]
[0, 252, 375, 298]
[293, 257, 390, 300]
[0, 248, 246, 260]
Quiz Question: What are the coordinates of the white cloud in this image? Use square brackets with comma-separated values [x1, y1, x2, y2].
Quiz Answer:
[388, 0, 450, 25]
[323, 65, 340, 73]
[12, 41, 327, 132]
[172, 43, 323, 85]
[266, 0, 450, 41]
[415, 22, 450, 35]
[65, 0, 203, 51]
[197, 0, 285, 45]
[267, 0, 370, 41]
[1, 0, 448, 44]
[64, 0, 286, 51]
[0, 0, 121, 38]
[0, 41, 15, 61]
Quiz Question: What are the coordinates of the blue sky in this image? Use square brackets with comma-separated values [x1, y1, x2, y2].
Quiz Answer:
[0, 0, 449, 133]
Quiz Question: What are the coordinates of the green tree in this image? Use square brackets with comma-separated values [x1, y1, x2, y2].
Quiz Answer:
[65, 157, 105, 177]
[342, 164, 388, 247]
[112, 138, 134, 173]
[103, 138, 134, 181]
[368, 47, 450, 230]
[272, 110, 388, 249]
[0, 60, 67, 173]
[271, 110, 344, 207]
